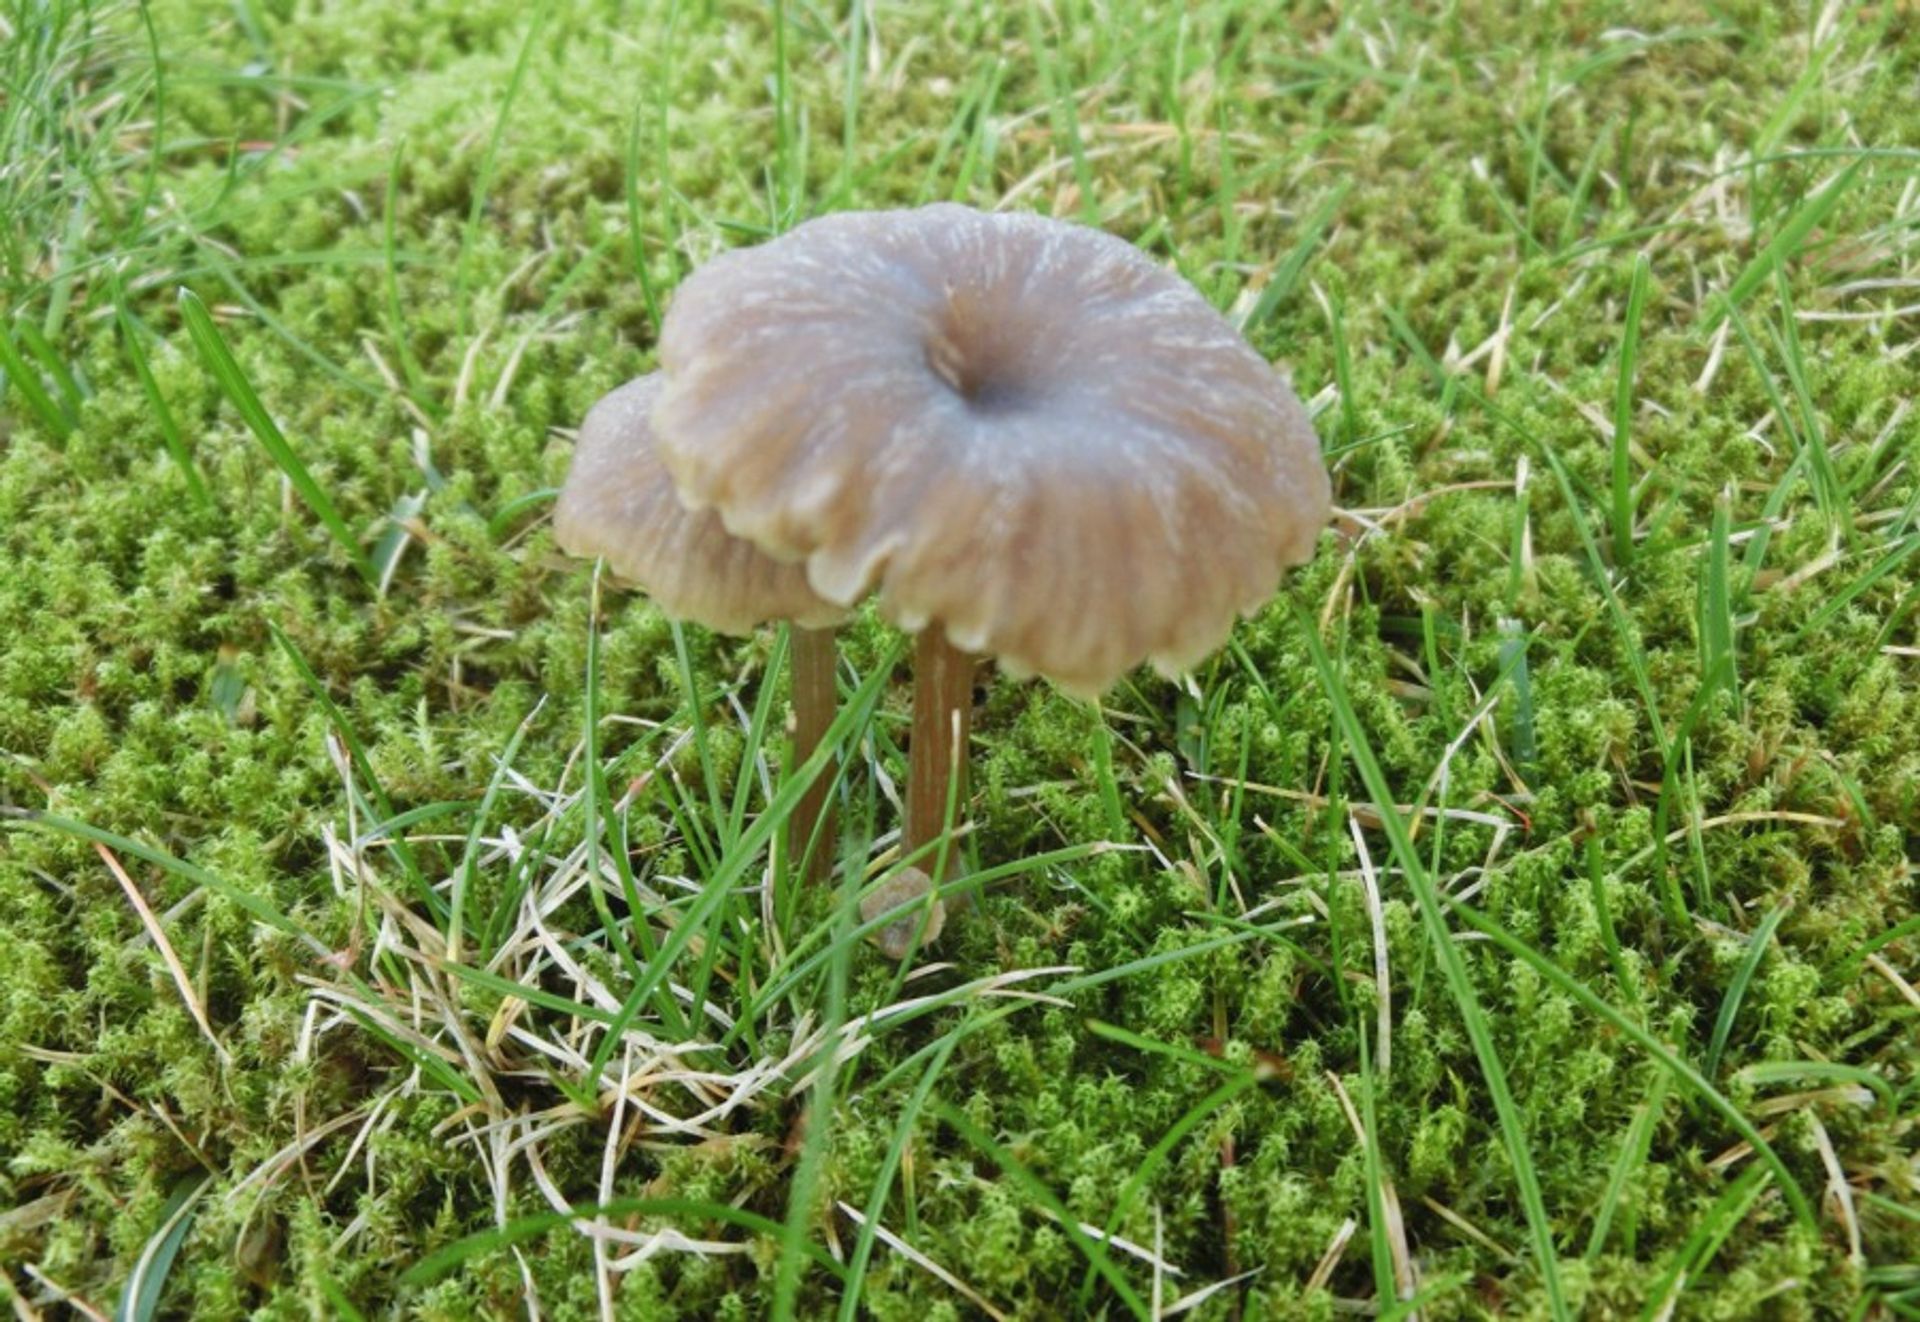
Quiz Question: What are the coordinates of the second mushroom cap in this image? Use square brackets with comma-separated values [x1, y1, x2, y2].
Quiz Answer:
[555, 372, 844, 636]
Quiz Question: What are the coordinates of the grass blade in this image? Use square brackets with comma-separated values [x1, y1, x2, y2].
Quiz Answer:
[771, 819, 861, 1320]
[9, 811, 316, 947]
[453, 10, 546, 339]
[585, 642, 900, 1088]
[439, 959, 614, 1025]
[1535, 440, 1669, 752]
[1638, 1164, 1772, 1320]
[116, 1170, 213, 1322]
[1702, 903, 1790, 1078]
[381, 140, 439, 419]
[399, 1197, 849, 1289]
[447, 699, 542, 964]
[933, 1100, 1151, 1320]
[1793, 530, 1920, 646]
[623, 96, 664, 336]
[0, 318, 74, 438]
[1242, 186, 1347, 336]
[14, 319, 84, 415]
[267, 621, 440, 913]
[837, 1034, 961, 1321]
[1766, 272, 1851, 545]
[1611, 252, 1651, 565]
[1076, 1069, 1263, 1311]
[829, 0, 868, 207]
[1734, 1059, 1892, 1108]
[1700, 490, 1738, 707]
[1354, 1025, 1400, 1312]
[1442, 892, 1815, 1227]
[1701, 159, 1862, 331]
[178, 289, 378, 587]
[1298, 607, 1570, 1320]
[113, 288, 212, 509]
[581, 566, 686, 1035]
[1020, 0, 1098, 227]
[1585, 1069, 1670, 1261]
[317, 1277, 369, 1322]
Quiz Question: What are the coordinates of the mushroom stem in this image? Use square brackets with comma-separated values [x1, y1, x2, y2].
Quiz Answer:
[906, 628, 976, 884]
[788, 625, 840, 885]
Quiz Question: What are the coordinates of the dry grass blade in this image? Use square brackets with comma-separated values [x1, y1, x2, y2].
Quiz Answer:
[1306, 1218, 1358, 1293]
[1349, 817, 1392, 1082]
[279, 678, 1084, 1298]
[20, 1266, 107, 1322]
[1421, 1196, 1516, 1262]
[1162, 1268, 1263, 1318]
[96, 842, 230, 1066]
[1808, 1114, 1863, 1263]
[837, 1203, 1009, 1321]
[1864, 954, 1920, 1009]
[1380, 1178, 1419, 1319]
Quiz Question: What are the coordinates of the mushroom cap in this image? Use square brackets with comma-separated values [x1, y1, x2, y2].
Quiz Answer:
[654, 203, 1331, 696]
[859, 866, 945, 959]
[554, 373, 845, 635]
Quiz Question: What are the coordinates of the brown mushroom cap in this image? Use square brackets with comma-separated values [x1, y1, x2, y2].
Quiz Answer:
[654, 204, 1331, 695]
[859, 866, 945, 958]
[554, 373, 844, 635]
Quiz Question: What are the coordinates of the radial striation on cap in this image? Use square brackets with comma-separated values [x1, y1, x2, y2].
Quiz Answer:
[654, 203, 1331, 696]
[554, 373, 845, 636]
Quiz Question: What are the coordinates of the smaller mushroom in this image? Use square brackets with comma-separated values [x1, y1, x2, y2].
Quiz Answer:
[858, 866, 945, 960]
[555, 372, 846, 884]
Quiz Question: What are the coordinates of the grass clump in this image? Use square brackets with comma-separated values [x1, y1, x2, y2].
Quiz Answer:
[3, 0, 1919, 1318]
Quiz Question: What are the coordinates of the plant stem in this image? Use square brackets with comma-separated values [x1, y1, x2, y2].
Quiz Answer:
[788, 625, 839, 885]
[906, 628, 976, 884]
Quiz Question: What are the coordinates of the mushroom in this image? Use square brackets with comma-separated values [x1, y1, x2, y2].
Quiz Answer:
[555, 372, 846, 884]
[858, 866, 945, 961]
[652, 204, 1332, 899]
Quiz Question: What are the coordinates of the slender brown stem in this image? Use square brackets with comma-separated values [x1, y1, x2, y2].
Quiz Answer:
[906, 628, 976, 884]
[788, 625, 839, 885]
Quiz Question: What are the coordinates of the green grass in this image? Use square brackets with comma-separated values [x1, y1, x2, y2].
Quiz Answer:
[2, 1, 1918, 1318]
